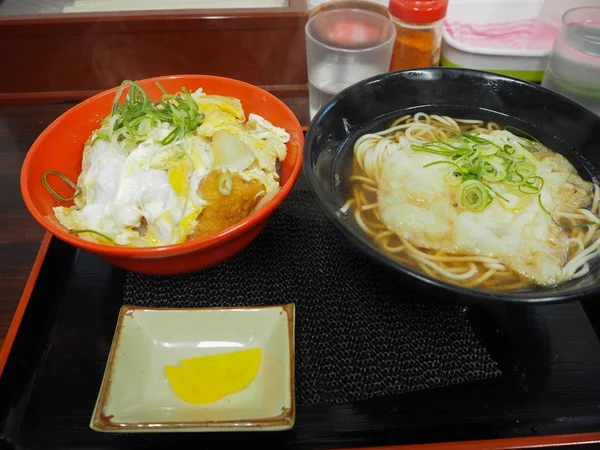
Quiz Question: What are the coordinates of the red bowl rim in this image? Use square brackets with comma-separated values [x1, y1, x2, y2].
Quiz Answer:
[20, 74, 304, 258]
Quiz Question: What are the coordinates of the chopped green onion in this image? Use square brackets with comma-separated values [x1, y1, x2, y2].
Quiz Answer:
[504, 126, 542, 146]
[505, 161, 536, 186]
[95, 129, 110, 140]
[537, 194, 562, 227]
[458, 180, 491, 212]
[481, 159, 507, 182]
[160, 127, 179, 146]
[503, 144, 515, 155]
[513, 161, 536, 177]
[69, 229, 114, 242]
[461, 132, 489, 144]
[217, 172, 233, 196]
[518, 176, 544, 194]
[481, 182, 509, 202]
[562, 221, 600, 229]
[156, 81, 169, 95]
[411, 125, 552, 214]
[104, 80, 205, 146]
[412, 144, 456, 157]
[136, 117, 153, 136]
[422, 160, 467, 172]
[42, 170, 81, 202]
[536, 194, 595, 230]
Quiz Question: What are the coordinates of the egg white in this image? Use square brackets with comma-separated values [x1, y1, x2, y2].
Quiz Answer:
[54, 94, 290, 247]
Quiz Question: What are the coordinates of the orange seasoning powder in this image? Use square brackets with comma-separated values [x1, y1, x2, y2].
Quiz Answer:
[390, 27, 436, 70]
[388, 0, 448, 71]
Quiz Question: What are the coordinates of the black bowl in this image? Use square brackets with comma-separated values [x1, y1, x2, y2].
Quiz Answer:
[303, 68, 600, 304]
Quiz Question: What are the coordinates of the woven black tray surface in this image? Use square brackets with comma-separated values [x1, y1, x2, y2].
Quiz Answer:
[124, 191, 501, 410]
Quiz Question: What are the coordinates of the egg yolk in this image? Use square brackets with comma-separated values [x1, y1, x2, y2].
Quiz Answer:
[167, 161, 190, 198]
[165, 348, 261, 405]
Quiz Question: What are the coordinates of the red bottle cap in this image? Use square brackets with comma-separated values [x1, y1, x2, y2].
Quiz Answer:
[389, 0, 449, 24]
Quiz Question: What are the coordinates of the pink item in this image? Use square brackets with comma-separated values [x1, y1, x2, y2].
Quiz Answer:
[444, 18, 550, 50]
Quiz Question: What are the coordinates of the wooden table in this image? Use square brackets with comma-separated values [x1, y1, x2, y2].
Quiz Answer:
[0, 95, 309, 351]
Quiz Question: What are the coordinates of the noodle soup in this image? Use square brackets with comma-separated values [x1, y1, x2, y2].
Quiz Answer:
[343, 112, 600, 291]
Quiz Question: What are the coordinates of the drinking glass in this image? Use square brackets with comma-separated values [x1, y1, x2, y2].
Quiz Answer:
[541, 7, 600, 115]
[305, 8, 396, 119]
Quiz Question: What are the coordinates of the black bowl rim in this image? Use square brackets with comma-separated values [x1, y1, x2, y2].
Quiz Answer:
[303, 67, 600, 304]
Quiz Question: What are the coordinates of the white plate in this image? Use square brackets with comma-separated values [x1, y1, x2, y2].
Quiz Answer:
[90, 304, 295, 432]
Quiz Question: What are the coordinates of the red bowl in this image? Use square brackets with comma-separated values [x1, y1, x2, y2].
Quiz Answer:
[21, 75, 304, 274]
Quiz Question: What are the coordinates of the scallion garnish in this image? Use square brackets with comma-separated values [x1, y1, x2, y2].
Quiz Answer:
[422, 160, 467, 172]
[537, 195, 599, 230]
[103, 80, 204, 146]
[42, 170, 81, 202]
[518, 176, 544, 194]
[217, 172, 233, 196]
[537, 194, 563, 228]
[562, 221, 600, 229]
[458, 180, 491, 212]
[504, 126, 542, 148]
[68, 229, 114, 242]
[416, 130, 548, 213]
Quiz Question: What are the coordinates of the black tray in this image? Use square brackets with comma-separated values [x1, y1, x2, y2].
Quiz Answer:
[3, 182, 600, 449]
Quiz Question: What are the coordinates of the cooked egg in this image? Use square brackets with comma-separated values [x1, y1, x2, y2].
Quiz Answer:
[165, 348, 262, 405]
[53, 89, 290, 247]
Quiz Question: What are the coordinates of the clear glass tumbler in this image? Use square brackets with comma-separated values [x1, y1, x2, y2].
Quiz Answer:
[305, 8, 396, 119]
[541, 7, 600, 115]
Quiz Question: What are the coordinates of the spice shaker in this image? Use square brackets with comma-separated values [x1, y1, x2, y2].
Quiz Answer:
[388, 0, 449, 71]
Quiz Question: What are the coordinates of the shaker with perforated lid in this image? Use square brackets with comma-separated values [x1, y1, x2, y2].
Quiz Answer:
[388, 0, 449, 71]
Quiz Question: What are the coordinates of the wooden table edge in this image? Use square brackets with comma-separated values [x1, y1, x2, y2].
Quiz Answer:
[0, 232, 52, 377]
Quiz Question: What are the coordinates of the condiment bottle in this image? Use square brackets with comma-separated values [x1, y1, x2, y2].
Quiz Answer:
[388, 0, 449, 71]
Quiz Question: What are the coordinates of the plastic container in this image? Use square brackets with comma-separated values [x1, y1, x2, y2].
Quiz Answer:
[388, 0, 449, 70]
[440, 0, 549, 83]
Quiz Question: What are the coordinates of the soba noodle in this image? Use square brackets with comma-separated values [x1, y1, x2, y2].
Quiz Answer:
[343, 113, 600, 290]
